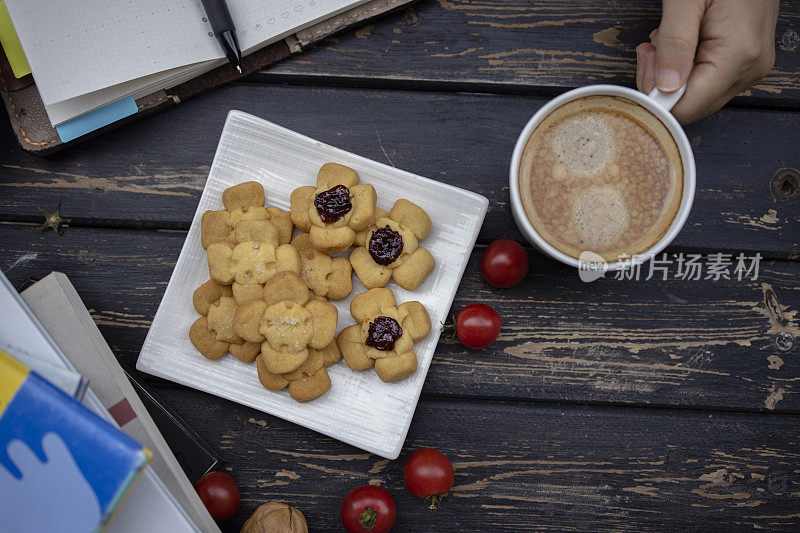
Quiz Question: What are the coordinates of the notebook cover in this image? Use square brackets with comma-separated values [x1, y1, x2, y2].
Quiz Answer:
[0, 349, 151, 532]
[0, 0, 413, 155]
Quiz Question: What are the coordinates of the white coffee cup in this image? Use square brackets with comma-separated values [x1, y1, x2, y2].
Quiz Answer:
[509, 84, 696, 271]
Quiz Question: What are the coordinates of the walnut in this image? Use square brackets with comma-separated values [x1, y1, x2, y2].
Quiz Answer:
[240, 502, 308, 533]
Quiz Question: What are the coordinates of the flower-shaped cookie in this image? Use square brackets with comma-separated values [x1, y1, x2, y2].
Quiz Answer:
[201, 181, 293, 249]
[291, 232, 353, 300]
[350, 199, 435, 291]
[227, 217, 300, 304]
[189, 279, 261, 363]
[233, 271, 339, 402]
[337, 288, 431, 383]
[206, 223, 300, 286]
[255, 340, 342, 403]
[290, 163, 377, 254]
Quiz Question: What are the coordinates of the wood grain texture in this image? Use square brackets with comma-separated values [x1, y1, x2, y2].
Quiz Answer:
[1, 85, 799, 257]
[0, 2, 797, 528]
[150, 384, 800, 532]
[260, 0, 800, 107]
[1, 222, 797, 414]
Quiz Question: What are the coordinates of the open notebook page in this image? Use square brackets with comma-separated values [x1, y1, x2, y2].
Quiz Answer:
[38, 0, 370, 126]
[4, 0, 222, 106]
[45, 63, 209, 126]
[230, 0, 371, 53]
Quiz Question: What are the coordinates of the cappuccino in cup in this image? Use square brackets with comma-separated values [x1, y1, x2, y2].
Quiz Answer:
[517, 95, 683, 262]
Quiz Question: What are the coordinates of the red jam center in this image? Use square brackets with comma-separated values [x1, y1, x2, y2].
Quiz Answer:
[365, 316, 403, 351]
[314, 185, 352, 223]
[368, 226, 403, 265]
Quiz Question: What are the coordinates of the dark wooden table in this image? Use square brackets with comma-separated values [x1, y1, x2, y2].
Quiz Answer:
[2, 1, 800, 530]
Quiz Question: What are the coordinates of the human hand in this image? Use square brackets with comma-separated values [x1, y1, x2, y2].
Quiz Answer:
[636, 0, 779, 124]
[0, 432, 101, 532]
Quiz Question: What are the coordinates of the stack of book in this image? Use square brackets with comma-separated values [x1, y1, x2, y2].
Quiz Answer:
[0, 270, 221, 532]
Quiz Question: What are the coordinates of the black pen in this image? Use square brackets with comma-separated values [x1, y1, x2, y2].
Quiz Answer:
[200, 0, 243, 73]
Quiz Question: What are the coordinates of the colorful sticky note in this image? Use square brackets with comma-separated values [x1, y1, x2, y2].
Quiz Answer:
[0, 1, 30, 78]
[55, 96, 138, 143]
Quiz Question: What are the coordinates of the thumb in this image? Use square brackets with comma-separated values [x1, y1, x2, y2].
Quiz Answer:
[655, 0, 705, 92]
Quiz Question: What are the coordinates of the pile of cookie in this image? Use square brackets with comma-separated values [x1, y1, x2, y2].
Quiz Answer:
[189, 163, 434, 402]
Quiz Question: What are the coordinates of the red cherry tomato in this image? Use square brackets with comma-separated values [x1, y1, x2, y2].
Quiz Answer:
[404, 448, 455, 508]
[481, 239, 529, 288]
[341, 485, 396, 533]
[194, 471, 240, 521]
[456, 304, 501, 349]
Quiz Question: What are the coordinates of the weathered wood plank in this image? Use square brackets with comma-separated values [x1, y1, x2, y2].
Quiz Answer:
[261, 0, 800, 107]
[1, 223, 797, 413]
[1, 85, 799, 257]
[150, 384, 800, 532]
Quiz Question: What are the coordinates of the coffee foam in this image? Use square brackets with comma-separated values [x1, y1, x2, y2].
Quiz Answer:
[572, 186, 630, 249]
[518, 95, 683, 262]
[552, 113, 615, 178]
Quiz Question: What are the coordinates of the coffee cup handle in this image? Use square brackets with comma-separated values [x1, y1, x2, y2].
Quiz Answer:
[648, 85, 687, 112]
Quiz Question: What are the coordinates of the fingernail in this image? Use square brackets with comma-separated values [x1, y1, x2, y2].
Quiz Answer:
[656, 69, 681, 92]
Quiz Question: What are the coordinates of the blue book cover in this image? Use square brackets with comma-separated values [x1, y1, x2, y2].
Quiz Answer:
[0, 349, 151, 532]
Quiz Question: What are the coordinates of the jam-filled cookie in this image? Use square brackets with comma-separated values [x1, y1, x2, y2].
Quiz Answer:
[337, 288, 431, 383]
[289, 163, 377, 254]
[350, 199, 435, 291]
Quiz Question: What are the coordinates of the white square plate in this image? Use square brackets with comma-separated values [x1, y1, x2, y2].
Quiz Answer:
[137, 111, 488, 459]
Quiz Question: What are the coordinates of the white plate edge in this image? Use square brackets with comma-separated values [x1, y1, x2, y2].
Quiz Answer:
[136, 110, 490, 459]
